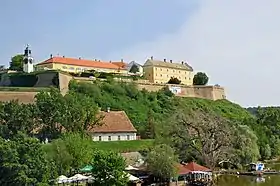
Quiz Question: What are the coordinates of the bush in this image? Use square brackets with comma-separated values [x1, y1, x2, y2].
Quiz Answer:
[168, 77, 181, 84]
[193, 72, 209, 85]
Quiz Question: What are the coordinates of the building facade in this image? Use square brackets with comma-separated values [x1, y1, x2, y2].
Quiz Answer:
[23, 45, 34, 73]
[89, 109, 137, 142]
[143, 57, 194, 85]
[36, 56, 127, 74]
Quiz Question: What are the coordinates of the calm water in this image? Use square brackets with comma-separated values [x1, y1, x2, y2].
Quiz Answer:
[216, 175, 280, 186]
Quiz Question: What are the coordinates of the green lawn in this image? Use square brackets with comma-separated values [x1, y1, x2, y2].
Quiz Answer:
[92, 139, 154, 152]
[0, 87, 51, 92]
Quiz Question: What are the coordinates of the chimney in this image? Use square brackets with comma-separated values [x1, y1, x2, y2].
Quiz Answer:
[63, 55, 65, 58]
[94, 59, 97, 61]
[163, 58, 166, 62]
[181, 61, 184, 64]
[107, 107, 110, 112]
[98, 60, 101, 62]
[109, 60, 112, 63]
[151, 56, 153, 60]
[121, 59, 123, 62]
[50, 54, 53, 58]
[79, 57, 81, 60]
[170, 60, 173, 63]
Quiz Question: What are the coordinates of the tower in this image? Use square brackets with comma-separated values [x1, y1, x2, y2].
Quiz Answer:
[23, 44, 34, 73]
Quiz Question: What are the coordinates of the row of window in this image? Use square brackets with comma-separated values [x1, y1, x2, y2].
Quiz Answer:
[148, 73, 191, 80]
[62, 66, 88, 71]
[155, 68, 187, 74]
[98, 135, 130, 141]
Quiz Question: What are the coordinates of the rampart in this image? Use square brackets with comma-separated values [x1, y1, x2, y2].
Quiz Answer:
[0, 72, 226, 103]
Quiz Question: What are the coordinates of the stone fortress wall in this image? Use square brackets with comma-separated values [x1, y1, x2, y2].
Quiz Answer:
[0, 72, 226, 103]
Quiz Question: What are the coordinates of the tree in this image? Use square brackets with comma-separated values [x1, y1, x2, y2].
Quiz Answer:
[0, 133, 55, 186]
[9, 54, 24, 71]
[146, 144, 178, 182]
[43, 133, 94, 175]
[129, 64, 139, 74]
[166, 109, 234, 169]
[35, 89, 103, 139]
[167, 77, 181, 84]
[193, 72, 209, 85]
[91, 150, 128, 186]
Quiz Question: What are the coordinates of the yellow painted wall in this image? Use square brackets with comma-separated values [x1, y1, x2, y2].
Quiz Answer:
[143, 66, 193, 85]
[37, 63, 128, 74]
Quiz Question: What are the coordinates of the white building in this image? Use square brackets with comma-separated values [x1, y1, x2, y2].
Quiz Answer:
[23, 44, 34, 73]
[127, 61, 143, 76]
[89, 109, 137, 141]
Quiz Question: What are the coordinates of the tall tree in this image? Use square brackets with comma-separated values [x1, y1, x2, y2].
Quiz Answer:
[146, 144, 178, 182]
[0, 133, 55, 186]
[193, 72, 209, 85]
[9, 54, 24, 71]
[166, 109, 233, 169]
[91, 150, 128, 186]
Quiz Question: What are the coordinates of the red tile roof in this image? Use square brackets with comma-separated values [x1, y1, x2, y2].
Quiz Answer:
[112, 62, 128, 69]
[37, 57, 125, 70]
[183, 162, 211, 172]
[89, 111, 137, 133]
[177, 164, 191, 175]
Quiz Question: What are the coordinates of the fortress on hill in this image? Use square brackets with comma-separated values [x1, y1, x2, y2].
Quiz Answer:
[0, 46, 226, 103]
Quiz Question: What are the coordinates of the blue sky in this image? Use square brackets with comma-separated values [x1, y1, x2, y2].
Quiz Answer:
[0, 0, 197, 62]
[1, 0, 280, 106]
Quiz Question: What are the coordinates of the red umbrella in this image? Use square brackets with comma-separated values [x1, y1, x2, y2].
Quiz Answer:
[184, 162, 211, 172]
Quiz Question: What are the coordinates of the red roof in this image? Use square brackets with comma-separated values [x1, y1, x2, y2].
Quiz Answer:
[177, 164, 191, 175]
[89, 111, 137, 133]
[37, 57, 125, 70]
[183, 162, 211, 172]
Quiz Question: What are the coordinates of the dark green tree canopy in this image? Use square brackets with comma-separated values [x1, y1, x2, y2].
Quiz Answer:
[193, 72, 209, 85]
[168, 77, 181, 84]
[9, 54, 24, 71]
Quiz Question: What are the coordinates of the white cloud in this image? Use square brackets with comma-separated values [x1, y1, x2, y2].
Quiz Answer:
[110, 0, 280, 107]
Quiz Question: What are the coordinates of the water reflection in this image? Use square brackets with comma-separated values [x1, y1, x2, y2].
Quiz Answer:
[217, 175, 280, 186]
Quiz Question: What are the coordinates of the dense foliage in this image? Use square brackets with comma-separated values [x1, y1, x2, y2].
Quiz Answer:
[193, 72, 209, 85]
[9, 54, 23, 71]
[1, 78, 280, 184]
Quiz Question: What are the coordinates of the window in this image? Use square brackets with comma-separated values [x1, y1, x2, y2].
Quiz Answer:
[156, 68, 157, 70]
[69, 67, 75, 70]
[160, 74, 162, 77]
[167, 69, 169, 72]
[76, 68, 81, 71]
[156, 74, 157, 76]
[179, 71, 180, 73]
[62, 66, 67, 69]
[127, 135, 130, 140]
[160, 68, 162, 71]
[98, 136, 102, 141]
[118, 136, 121, 140]
[173, 70, 175, 72]
[108, 136, 111, 141]
[167, 75, 169, 77]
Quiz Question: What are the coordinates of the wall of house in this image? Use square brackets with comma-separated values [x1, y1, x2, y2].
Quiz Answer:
[143, 66, 193, 85]
[91, 132, 137, 141]
[137, 83, 226, 100]
[37, 63, 128, 74]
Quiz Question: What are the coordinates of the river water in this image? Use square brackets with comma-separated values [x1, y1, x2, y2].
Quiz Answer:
[216, 163, 280, 186]
[216, 175, 280, 186]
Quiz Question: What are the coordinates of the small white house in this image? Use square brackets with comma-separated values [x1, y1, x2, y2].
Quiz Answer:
[127, 61, 143, 76]
[89, 109, 137, 141]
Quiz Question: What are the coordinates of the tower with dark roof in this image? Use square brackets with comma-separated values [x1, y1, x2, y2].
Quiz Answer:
[23, 44, 34, 73]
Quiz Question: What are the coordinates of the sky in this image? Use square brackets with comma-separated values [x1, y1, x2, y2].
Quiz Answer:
[0, 0, 279, 107]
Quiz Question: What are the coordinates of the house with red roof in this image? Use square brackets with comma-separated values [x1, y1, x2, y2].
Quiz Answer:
[88, 108, 137, 141]
[36, 55, 128, 74]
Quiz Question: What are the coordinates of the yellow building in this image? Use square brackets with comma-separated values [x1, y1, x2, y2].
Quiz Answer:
[143, 57, 194, 85]
[36, 55, 128, 74]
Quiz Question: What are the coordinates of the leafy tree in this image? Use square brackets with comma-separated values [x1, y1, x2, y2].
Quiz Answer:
[129, 64, 139, 74]
[167, 77, 181, 84]
[9, 54, 24, 71]
[146, 144, 178, 182]
[0, 101, 37, 139]
[91, 150, 128, 186]
[232, 125, 260, 166]
[193, 72, 209, 85]
[0, 133, 55, 186]
[165, 109, 233, 169]
[261, 144, 272, 160]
